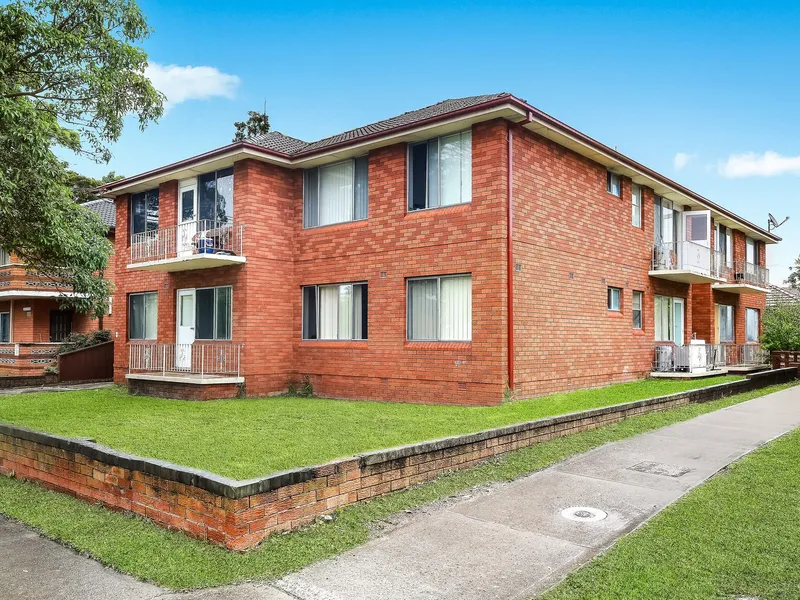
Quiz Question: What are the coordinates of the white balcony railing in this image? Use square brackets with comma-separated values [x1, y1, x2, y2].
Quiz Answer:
[732, 260, 769, 288]
[653, 344, 768, 372]
[130, 220, 244, 265]
[129, 343, 243, 378]
[651, 241, 727, 279]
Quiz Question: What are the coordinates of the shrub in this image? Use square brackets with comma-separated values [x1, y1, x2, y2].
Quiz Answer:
[55, 330, 112, 356]
[761, 304, 800, 351]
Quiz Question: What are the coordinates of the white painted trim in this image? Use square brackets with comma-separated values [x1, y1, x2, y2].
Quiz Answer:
[0, 290, 88, 299]
[125, 373, 244, 385]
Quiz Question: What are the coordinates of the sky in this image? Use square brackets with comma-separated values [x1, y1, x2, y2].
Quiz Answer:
[66, 0, 800, 283]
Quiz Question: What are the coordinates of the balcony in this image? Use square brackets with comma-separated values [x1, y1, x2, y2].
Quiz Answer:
[128, 220, 245, 272]
[713, 260, 770, 294]
[652, 343, 768, 377]
[127, 342, 244, 384]
[649, 241, 727, 284]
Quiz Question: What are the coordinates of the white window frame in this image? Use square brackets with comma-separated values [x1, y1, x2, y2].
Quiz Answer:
[607, 171, 621, 197]
[746, 236, 757, 265]
[716, 304, 735, 343]
[408, 130, 473, 211]
[303, 156, 368, 228]
[406, 274, 472, 342]
[746, 308, 760, 343]
[194, 285, 233, 341]
[632, 290, 643, 329]
[607, 287, 621, 311]
[655, 295, 684, 343]
[301, 282, 368, 340]
[128, 292, 158, 341]
[631, 183, 642, 227]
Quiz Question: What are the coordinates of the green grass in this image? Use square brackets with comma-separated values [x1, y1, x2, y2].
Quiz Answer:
[0, 381, 793, 590]
[543, 417, 800, 600]
[0, 376, 741, 479]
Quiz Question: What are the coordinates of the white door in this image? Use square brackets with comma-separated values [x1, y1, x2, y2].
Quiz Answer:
[177, 178, 198, 257]
[673, 298, 685, 347]
[176, 289, 195, 369]
[681, 210, 711, 273]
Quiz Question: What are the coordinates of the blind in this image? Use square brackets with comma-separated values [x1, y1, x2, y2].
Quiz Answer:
[319, 161, 354, 226]
[408, 279, 438, 340]
[440, 276, 472, 341]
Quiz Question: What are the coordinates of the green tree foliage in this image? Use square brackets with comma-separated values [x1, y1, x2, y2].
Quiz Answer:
[761, 304, 800, 351]
[66, 169, 124, 204]
[233, 110, 270, 141]
[0, 0, 163, 317]
[785, 254, 800, 289]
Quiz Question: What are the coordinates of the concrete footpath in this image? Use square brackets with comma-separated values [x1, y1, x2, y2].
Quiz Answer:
[1, 385, 799, 600]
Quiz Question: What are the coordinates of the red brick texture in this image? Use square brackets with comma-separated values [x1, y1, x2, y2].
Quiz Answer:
[1, 369, 793, 550]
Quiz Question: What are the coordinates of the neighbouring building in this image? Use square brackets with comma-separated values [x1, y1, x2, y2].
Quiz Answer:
[0, 199, 116, 375]
[766, 284, 800, 307]
[100, 93, 777, 405]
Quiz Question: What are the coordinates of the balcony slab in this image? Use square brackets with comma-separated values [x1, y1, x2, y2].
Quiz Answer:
[648, 270, 727, 284]
[127, 254, 246, 272]
[711, 283, 768, 295]
[126, 373, 244, 385]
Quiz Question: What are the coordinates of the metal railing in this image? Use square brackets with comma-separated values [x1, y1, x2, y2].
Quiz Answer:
[130, 220, 244, 264]
[651, 241, 726, 279]
[653, 343, 768, 372]
[732, 260, 769, 288]
[129, 343, 243, 378]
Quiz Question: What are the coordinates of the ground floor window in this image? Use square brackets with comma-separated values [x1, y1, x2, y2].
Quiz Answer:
[49, 310, 73, 342]
[655, 295, 684, 343]
[632, 291, 643, 329]
[129, 292, 157, 340]
[407, 274, 472, 341]
[746, 308, 760, 343]
[0, 312, 8, 342]
[302, 283, 368, 340]
[716, 304, 735, 343]
[195, 286, 232, 340]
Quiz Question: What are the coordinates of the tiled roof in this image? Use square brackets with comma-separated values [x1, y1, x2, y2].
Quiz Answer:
[767, 285, 800, 306]
[83, 198, 116, 229]
[246, 93, 512, 156]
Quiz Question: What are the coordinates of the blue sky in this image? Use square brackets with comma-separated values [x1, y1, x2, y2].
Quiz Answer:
[68, 0, 799, 283]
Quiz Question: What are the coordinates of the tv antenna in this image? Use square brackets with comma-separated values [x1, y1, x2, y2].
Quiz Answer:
[768, 213, 789, 232]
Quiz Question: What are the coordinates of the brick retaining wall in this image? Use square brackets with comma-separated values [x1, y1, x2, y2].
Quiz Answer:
[0, 373, 58, 389]
[0, 368, 796, 551]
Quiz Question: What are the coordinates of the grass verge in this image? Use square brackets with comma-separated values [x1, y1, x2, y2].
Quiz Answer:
[543, 413, 800, 599]
[0, 376, 741, 478]
[0, 381, 794, 590]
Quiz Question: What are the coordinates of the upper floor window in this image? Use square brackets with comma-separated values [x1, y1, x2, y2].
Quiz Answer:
[746, 237, 757, 265]
[302, 283, 368, 340]
[0, 249, 9, 266]
[716, 224, 733, 268]
[607, 287, 621, 311]
[407, 274, 472, 341]
[631, 184, 642, 227]
[654, 196, 680, 245]
[408, 130, 472, 211]
[129, 292, 157, 340]
[197, 168, 234, 224]
[303, 157, 368, 228]
[131, 189, 159, 235]
[606, 171, 620, 197]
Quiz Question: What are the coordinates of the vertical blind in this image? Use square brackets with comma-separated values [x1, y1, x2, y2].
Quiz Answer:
[631, 184, 641, 227]
[408, 275, 472, 341]
[304, 157, 368, 228]
[303, 283, 367, 340]
[717, 304, 734, 343]
[409, 130, 472, 210]
[129, 292, 158, 340]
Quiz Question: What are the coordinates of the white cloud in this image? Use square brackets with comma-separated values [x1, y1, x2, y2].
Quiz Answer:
[719, 151, 800, 178]
[673, 152, 696, 171]
[144, 63, 240, 110]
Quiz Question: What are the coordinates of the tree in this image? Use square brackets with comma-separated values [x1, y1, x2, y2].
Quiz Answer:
[761, 304, 800, 351]
[0, 0, 163, 317]
[233, 110, 270, 142]
[65, 168, 124, 204]
[786, 254, 800, 289]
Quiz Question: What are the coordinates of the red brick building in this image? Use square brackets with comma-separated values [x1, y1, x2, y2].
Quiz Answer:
[0, 199, 116, 375]
[101, 94, 777, 405]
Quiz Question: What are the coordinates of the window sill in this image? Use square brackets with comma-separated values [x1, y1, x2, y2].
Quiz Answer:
[404, 341, 472, 350]
[300, 340, 368, 349]
[405, 203, 472, 218]
[301, 219, 368, 233]
[606, 310, 623, 317]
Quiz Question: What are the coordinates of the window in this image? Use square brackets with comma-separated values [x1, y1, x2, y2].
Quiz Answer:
[198, 168, 233, 225]
[302, 283, 368, 340]
[49, 310, 73, 343]
[654, 196, 680, 245]
[717, 304, 734, 343]
[130, 189, 159, 235]
[129, 292, 158, 340]
[607, 171, 620, 197]
[408, 130, 472, 211]
[717, 224, 733, 267]
[746, 237, 757, 265]
[607, 287, 621, 311]
[303, 157, 368, 228]
[0, 312, 9, 342]
[0, 250, 9, 266]
[631, 184, 642, 227]
[195, 286, 232, 340]
[746, 308, 760, 343]
[655, 295, 674, 342]
[632, 291, 643, 329]
[407, 275, 472, 341]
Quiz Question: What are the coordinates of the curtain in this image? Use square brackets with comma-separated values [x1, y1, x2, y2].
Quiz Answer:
[746, 309, 759, 342]
[319, 161, 354, 226]
[319, 286, 339, 339]
[408, 279, 438, 340]
[337, 284, 353, 340]
[655, 296, 673, 342]
[353, 284, 364, 340]
[440, 276, 472, 340]
[440, 132, 471, 206]
[718, 305, 734, 343]
[303, 168, 319, 228]
[144, 293, 158, 339]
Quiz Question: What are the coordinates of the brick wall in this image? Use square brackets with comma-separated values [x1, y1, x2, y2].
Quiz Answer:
[1, 370, 794, 551]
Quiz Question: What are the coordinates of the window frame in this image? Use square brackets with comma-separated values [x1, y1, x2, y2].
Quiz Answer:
[406, 274, 472, 342]
[303, 156, 368, 229]
[196, 167, 234, 224]
[655, 295, 681, 342]
[0, 250, 9, 267]
[606, 171, 621, 197]
[0, 311, 9, 343]
[407, 129, 473, 212]
[130, 188, 160, 236]
[746, 307, 760, 343]
[301, 282, 368, 341]
[607, 286, 621, 312]
[631, 183, 642, 228]
[128, 292, 158, 341]
[632, 290, 643, 329]
[194, 285, 233, 341]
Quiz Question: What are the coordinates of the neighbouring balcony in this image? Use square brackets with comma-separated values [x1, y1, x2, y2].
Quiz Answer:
[652, 343, 768, 376]
[128, 220, 246, 272]
[649, 241, 728, 284]
[713, 260, 770, 294]
[127, 342, 244, 383]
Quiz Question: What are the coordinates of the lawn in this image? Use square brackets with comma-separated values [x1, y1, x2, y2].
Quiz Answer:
[0, 381, 792, 590]
[0, 377, 742, 479]
[0, 377, 741, 479]
[543, 421, 800, 599]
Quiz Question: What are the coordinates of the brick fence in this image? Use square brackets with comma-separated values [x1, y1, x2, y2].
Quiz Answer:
[772, 351, 800, 373]
[0, 368, 796, 551]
